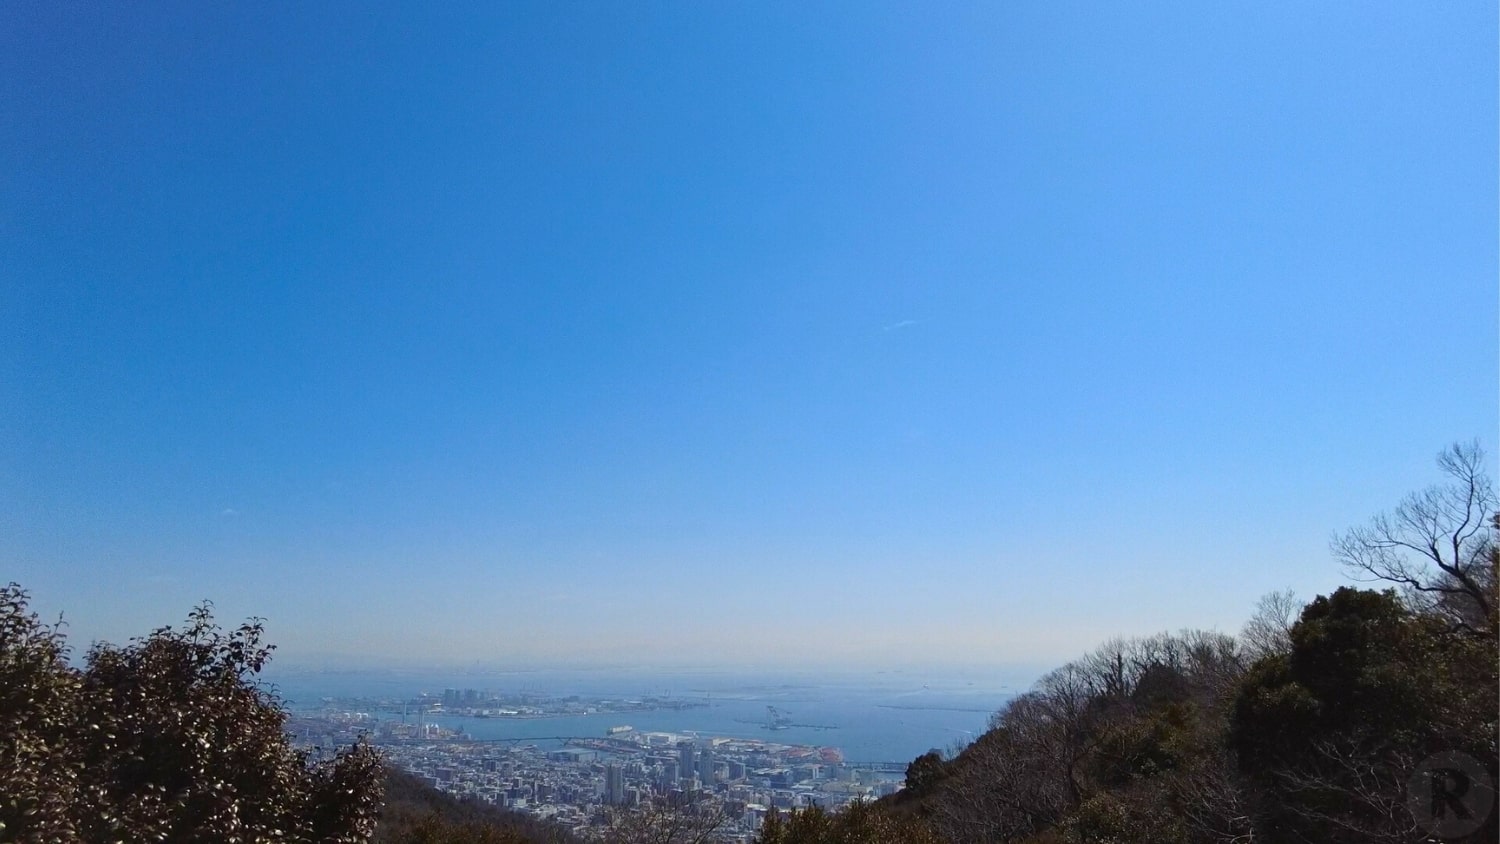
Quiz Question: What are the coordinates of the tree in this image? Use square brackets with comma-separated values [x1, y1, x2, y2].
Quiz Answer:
[903, 751, 947, 797]
[914, 629, 1249, 844]
[1230, 587, 1498, 843]
[0, 584, 82, 840]
[1333, 441, 1497, 634]
[604, 797, 730, 844]
[1239, 590, 1301, 661]
[0, 584, 386, 844]
[373, 769, 575, 843]
[756, 803, 941, 844]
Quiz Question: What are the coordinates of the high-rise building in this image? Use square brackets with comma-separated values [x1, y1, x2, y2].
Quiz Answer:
[697, 748, 715, 785]
[604, 763, 624, 805]
[677, 741, 695, 781]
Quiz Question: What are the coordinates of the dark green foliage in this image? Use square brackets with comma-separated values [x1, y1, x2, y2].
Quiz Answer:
[1129, 661, 1191, 710]
[1087, 703, 1194, 788]
[373, 769, 576, 844]
[0, 584, 82, 840]
[903, 751, 948, 797]
[1232, 588, 1426, 766]
[1058, 791, 1187, 844]
[0, 584, 385, 843]
[1230, 587, 1498, 843]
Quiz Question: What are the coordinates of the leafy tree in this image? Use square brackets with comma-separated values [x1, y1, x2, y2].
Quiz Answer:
[903, 751, 948, 797]
[0, 584, 82, 840]
[1230, 587, 1497, 843]
[0, 584, 386, 844]
[1058, 790, 1187, 844]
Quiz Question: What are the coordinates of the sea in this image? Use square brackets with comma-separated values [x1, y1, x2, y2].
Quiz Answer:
[266, 666, 1023, 766]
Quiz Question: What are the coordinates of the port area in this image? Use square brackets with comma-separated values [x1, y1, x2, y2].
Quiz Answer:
[303, 690, 710, 721]
[288, 709, 906, 839]
[733, 705, 838, 731]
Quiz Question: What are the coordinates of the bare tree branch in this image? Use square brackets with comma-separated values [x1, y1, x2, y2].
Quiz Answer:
[605, 796, 731, 844]
[1332, 441, 1497, 634]
[1241, 589, 1302, 660]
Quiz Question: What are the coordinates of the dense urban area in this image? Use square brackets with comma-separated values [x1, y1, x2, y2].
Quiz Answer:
[290, 691, 904, 841]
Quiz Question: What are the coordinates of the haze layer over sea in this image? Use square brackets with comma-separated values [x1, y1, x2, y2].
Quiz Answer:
[268, 666, 1027, 765]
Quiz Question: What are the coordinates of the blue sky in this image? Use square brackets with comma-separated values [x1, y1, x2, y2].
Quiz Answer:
[3, 2, 1495, 671]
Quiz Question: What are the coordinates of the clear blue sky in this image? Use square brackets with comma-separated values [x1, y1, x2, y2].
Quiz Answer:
[3, 2, 1495, 671]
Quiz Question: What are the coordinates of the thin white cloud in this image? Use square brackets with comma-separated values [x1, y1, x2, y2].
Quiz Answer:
[882, 319, 919, 331]
[220, 508, 240, 517]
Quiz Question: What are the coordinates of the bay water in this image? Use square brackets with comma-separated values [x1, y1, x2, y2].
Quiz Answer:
[268, 666, 1020, 765]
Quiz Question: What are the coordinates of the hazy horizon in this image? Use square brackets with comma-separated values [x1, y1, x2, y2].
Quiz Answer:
[5, 3, 1496, 671]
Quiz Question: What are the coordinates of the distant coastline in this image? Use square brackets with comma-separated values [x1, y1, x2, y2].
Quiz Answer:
[875, 704, 995, 714]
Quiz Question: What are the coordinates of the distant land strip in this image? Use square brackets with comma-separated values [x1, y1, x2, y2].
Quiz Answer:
[875, 704, 996, 714]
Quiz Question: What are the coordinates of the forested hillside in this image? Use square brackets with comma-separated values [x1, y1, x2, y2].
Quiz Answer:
[863, 443, 1498, 844]
[373, 768, 578, 844]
